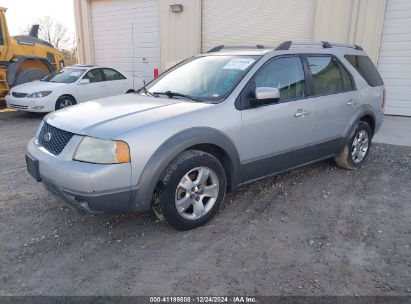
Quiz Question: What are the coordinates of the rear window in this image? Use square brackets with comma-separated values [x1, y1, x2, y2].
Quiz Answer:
[344, 55, 383, 87]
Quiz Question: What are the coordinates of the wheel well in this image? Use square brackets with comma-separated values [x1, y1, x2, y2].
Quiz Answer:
[58, 94, 76, 102]
[187, 144, 233, 191]
[359, 115, 375, 136]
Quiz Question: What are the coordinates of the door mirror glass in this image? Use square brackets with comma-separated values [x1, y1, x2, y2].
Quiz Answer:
[255, 87, 280, 100]
[79, 78, 90, 85]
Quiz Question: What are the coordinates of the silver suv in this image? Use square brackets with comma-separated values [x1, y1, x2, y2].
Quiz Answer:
[26, 41, 385, 230]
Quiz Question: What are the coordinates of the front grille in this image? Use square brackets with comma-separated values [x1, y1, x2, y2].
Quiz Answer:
[12, 92, 28, 98]
[38, 122, 74, 155]
[9, 104, 28, 110]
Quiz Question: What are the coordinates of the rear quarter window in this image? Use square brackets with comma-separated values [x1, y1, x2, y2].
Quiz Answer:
[344, 55, 383, 87]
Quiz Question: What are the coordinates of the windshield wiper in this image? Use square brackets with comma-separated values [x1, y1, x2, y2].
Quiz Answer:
[138, 87, 158, 97]
[153, 91, 201, 102]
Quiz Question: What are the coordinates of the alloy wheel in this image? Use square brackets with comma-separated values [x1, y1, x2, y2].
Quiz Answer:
[175, 167, 219, 220]
[351, 130, 369, 163]
[59, 99, 73, 109]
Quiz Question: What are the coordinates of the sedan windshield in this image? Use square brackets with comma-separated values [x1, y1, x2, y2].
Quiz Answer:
[42, 68, 87, 84]
[145, 55, 260, 102]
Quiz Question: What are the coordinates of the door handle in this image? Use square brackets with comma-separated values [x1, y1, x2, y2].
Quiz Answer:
[347, 99, 359, 106]
[294, 109, 311, 117]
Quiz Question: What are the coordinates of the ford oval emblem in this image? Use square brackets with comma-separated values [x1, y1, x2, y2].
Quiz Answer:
[43, 132, 52, 142]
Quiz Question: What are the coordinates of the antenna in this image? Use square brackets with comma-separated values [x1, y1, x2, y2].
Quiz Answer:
[131, 22, 135, 90]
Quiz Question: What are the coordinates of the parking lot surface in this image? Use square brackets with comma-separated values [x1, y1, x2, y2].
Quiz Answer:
[0, 111, 410, 296]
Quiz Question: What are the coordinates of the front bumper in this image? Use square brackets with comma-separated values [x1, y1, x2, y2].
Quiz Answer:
[26, 138, 135, 214]
[6, 94, 55, 112]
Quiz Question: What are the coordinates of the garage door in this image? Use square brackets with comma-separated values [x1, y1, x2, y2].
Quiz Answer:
[202, 0, 315, 52]
[91, 0, 160, 88]
[378, 0, 411, 116]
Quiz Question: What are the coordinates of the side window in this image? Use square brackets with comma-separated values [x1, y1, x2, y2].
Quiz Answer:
[254, 56, 306, 101]
[103, 68, 126, 81]
[83, 69, 103, 83]
[307, 56, 344, 95]
[47, 52, 56, 64]
[344, 55, 383, 87]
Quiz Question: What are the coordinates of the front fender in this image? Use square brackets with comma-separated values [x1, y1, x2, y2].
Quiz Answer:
[132, 127, 241, 212]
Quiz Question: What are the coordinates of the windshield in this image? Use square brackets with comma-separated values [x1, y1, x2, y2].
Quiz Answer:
[145, 55, 260, 102]
[42, 68, 87, 84]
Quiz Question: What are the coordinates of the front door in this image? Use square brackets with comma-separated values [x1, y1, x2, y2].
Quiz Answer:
[76, 68, 107, 102]
[239, 56, 314, 182]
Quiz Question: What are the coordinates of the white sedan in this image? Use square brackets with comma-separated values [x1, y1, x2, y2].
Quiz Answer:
[5, 65, 134, 112]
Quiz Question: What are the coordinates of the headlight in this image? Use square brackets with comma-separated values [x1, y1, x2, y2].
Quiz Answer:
[34, 120, 45, 145]
[27, 91, 52, 98]
[73, 136, 130, 164]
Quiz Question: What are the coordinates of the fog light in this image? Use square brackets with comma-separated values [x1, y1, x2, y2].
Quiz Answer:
[32, 106, 44, 110]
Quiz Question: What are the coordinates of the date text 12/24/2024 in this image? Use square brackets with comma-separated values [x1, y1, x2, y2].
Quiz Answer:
[149, 296, 257, 303]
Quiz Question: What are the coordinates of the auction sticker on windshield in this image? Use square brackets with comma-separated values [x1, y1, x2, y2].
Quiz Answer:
[70, 71, 82, 77]
[223, 58, 255, 70]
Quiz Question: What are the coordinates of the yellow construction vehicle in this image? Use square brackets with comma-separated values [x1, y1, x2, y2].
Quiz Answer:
[0, 7, 65, 99]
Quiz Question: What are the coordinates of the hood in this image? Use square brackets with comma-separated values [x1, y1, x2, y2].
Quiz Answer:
[12, 81, 68, 93]
[44, 94, 213, 139]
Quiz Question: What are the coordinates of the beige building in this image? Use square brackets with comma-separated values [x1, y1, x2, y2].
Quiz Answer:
[74, 0, 411, 116]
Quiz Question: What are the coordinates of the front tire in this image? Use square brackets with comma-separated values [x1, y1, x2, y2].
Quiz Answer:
[154, 150, 227, 230]
[335, 121, 372, 169]
[55, 95, 76, 110]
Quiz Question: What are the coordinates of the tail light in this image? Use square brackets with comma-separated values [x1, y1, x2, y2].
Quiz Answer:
[154, 68, 159, 78]
[382, 89, 386, 108]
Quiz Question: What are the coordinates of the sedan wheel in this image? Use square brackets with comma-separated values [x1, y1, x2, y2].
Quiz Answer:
[55, 96, 76, 111]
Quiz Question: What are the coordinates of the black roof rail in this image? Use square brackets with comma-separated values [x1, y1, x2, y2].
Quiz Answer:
[274, 41, 292, 51]
[275, 40, 365, 51]
[275, 40, 333, 51]
[322, 41, 332, 48]
[207, 45, 225, 53]
[207, 44, 265, 53]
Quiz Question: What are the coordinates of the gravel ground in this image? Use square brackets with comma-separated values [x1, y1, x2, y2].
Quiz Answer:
[0, 110, 410, 296]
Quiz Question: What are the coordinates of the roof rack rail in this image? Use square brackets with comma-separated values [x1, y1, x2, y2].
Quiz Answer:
[207, 44, 265, 53]
[274, 40, 363, 51]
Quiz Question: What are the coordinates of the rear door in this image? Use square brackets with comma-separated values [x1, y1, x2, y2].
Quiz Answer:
[306, 55, 359, 158]
[102, 68, 130, 95]
[76, 68, 107, 102]
[239, 55, 314, 181]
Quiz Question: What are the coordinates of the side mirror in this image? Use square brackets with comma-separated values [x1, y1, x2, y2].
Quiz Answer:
[249, 87, 280, 107]
[255, 87, 280, 100]
[78, 78, 90, 85]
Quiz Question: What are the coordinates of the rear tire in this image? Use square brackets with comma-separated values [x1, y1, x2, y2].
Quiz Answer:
[126, 89, 135, 94]
[335, 121, 372, 170]
[14, 68, 48, 86]
[55, 95, 76, 110]
[153, 150, 227, 230]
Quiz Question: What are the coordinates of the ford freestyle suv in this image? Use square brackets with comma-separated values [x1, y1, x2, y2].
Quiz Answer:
[26, 41, 385, 230]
